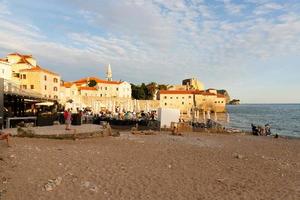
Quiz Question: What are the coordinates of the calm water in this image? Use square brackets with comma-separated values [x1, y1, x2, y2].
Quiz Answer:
[226, 104, 300, 137]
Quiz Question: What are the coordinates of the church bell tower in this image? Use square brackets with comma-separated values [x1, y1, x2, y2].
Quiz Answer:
[106, 64, 112, 81]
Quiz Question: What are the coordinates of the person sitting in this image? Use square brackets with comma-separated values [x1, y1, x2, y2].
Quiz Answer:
[265, 124, 271, 136]
[0, 131, 11, 147]
[251, 124, 259, 136]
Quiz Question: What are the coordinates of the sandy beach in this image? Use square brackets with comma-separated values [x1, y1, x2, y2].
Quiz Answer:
[0, 131, 299, 200]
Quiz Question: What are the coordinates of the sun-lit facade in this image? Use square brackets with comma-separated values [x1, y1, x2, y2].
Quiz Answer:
[0, 53, 61, 100]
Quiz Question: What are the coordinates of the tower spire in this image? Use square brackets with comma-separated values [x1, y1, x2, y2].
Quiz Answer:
[106, 64, 112, 81]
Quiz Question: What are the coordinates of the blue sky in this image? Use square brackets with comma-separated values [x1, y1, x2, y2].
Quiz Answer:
[0, 0, 299, 103]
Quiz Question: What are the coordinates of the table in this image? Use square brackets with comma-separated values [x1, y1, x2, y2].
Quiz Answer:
[6, 116, 37, 128]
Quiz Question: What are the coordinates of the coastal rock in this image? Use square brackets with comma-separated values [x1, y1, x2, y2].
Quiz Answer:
[233, 153, 244, 159]
[44, 177, 62, 191]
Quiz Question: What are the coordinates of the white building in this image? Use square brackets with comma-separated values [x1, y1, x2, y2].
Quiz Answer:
[0, 58, 12, 80]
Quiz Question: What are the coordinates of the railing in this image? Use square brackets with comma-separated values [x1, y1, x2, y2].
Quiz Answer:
[3, 79, 44, 98]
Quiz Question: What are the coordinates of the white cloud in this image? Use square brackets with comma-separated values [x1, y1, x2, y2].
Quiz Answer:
[0, 0, 300, 96]
[253, 2, 284, 15]
[0, 0, 10, 15]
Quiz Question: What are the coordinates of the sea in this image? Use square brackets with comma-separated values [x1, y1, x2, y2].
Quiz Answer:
[225, 104, 300, 138]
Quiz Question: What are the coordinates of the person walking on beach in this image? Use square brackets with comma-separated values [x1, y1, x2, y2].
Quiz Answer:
[64, 109, 72, 130]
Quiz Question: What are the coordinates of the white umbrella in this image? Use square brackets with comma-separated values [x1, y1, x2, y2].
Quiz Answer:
[36, 102, 54, 106]
[214, 111, 218, 121]
[137, 101, 140, 112]
[134, 99, 137, 112]
[112, 101, 116, 113]
[146, 101, 149, 112]
[126, 99, 130, 112]
[207, 110, 211, 120]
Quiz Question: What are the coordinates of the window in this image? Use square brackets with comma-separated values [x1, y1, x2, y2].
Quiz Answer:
[49, 95, 51, 98]
[221, 101, 224, 103]
[182, 102, 184, 105]
[100, 94, 103, 97]
[30, 85, 34, 89]
[189, 96, 191, 99]
[1, 69, 4, 74]
[53, 87, 58, 91]
[164, 96, 167, 99]
[22, 85, 27, 89]
[45, 85, 47, 90]
[116, 87, 119, 91]
[22, 74, 26, 79]
[105, 87, 107, 90]
[53, 78, 58, 83]
[215, 101, 217, 104]
[182, 97, 185, 99]
[176, 97, 178, 99]
[170, 97, 173, 99]
[54, 95, 58, 99]
[165, 103, 167, 106]
[44, 75, 47, 81]
[72, 91, 75, 95]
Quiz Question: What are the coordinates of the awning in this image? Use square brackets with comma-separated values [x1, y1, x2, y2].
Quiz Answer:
[35, 102, 54, 106]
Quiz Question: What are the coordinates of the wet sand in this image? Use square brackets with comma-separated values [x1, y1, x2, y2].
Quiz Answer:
[0, 132, 299, 200]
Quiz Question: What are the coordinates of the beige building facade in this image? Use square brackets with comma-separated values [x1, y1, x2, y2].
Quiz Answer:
[0, 53, 61, 100]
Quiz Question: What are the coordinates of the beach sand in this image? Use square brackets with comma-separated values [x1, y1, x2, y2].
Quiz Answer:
[0, 131, 299, 200]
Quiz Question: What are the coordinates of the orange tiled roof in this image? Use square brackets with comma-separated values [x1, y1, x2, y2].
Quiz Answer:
[16, 57, 32, 65]
[19, 65, 59, 76]
[79, 86, 97, 91]
[63, 82, 73, 88]
[8, 52, 32, 58]
[74, 77, 122, 85]
[159, 90, 195, 95]
[217, 94, 225, 98]
[159, 90, 217, 96]
[0, 58, 8, 62]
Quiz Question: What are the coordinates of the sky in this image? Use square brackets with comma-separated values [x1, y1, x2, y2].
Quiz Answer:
[0, 0, 299, 103]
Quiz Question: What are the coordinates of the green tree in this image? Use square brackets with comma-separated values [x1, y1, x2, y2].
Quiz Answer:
[88, 79, 97, 87]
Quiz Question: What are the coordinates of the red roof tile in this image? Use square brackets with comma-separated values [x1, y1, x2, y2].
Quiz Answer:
[0, 58, 8, 63]
[74, 77, 122, 85]
[19, 65, 59, 76]
[79, 86, 97, 91]
[63, 82, 73, 88]
[159, 90, 216, 96]
[159, 90, 195, 95]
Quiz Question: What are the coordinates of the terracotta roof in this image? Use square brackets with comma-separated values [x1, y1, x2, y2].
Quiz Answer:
[159, 90, 216, 96]
[198, 91, 216, 96]
[79, 86, 97, 91]
[16, 57, 32, 65]
[159, 90, 195, 95]
[74, 77, 122, 85]
[217, 94, 225, 98]
[19, 65, 59, 76]
[63, 82, 73, 88]
[0, 58, 8, 63]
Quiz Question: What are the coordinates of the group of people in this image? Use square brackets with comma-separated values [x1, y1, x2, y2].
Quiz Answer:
[251, 123, 272, 136]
